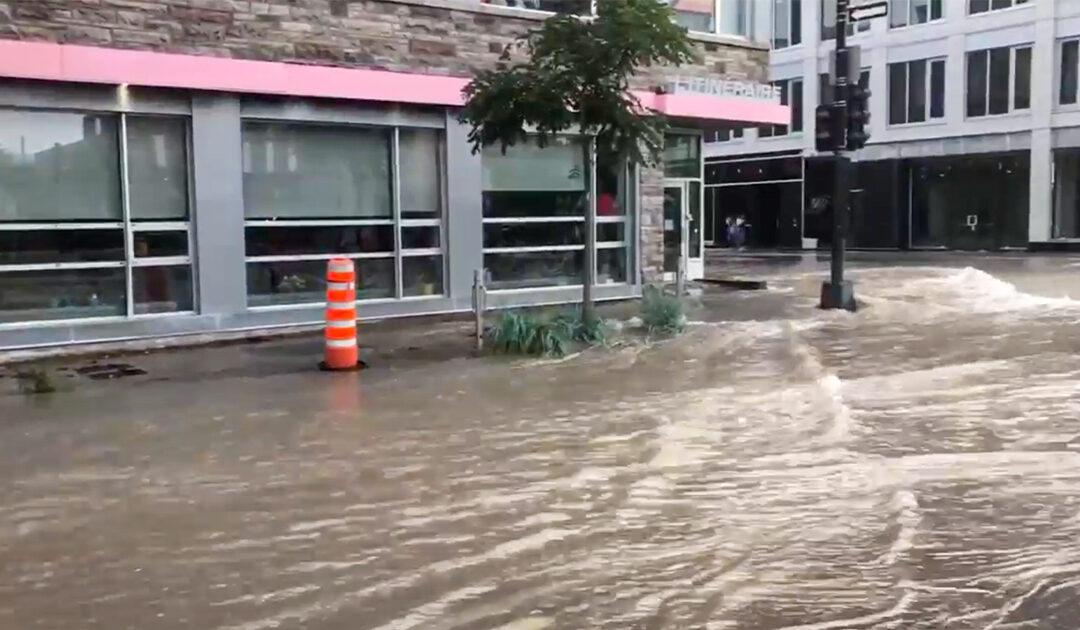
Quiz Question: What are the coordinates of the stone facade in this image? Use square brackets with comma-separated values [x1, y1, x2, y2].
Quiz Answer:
[0, 0, 769, 281]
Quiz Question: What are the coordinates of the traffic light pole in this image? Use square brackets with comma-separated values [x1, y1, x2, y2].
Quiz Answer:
[821, 0, 857, 311]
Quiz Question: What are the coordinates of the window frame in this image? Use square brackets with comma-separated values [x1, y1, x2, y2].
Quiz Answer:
[968, 0, 1030, 16]
[772, 0, 802, 50]
[887, 57, 947, 126]
[482, 0, 754, 38]
[889, 0, 943, 30]
[0, 109, 196, 327]
[481, 135, 590, 291]
[759, 77, 803, 139]
[241, 121, 448, 307]
[965, 44, 1033, 119]
[1059, 38, 1080, 109]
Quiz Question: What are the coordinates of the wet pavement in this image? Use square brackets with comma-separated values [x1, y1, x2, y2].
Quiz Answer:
[4, 254, 1080, 629]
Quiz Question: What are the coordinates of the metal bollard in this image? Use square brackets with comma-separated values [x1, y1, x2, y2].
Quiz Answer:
[472, 269, 487, 352]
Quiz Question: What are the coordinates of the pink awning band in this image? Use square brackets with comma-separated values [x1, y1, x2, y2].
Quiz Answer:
[0, 39, 788, 125]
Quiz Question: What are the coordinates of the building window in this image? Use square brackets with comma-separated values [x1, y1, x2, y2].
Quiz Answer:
[706, 128, 744, 143]
[819, 69, 870, 106]
[966, 45, 1032, 118]
[968, 0, 1029, 15]
[821, 0, 870, 40]
[482, 136, 588, 290]
[0, 110, 193, 324]
[1060, 39, 1080, 106]
[888, 58, 946, 125]
[242, 122, 445, 306]
[890, 0, 942, 28]
[773, 0, 801, 49]
[759, 78, 803, 137]
[717, 0, 753, 38]
[669, 0, 716, 33]
[483, 0, 592, 15]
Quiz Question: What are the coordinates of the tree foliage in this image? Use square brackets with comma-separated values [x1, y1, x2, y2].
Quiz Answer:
[460, 0, 696, 165]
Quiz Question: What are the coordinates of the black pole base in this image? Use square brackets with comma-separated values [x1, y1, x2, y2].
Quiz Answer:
[820, 281, 857, 312]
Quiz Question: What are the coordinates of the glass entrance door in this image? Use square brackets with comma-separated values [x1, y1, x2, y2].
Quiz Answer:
[662, 181, 704, 281]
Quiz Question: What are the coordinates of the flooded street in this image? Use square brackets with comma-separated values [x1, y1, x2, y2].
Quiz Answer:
[3, 256, 1080, 629]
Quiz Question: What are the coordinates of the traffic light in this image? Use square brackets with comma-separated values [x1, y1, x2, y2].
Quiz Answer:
[846, 83, 871, 151]
[815, 103, 845, 153]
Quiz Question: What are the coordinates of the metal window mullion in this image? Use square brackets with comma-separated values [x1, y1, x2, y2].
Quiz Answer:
[243, 219, 395, 227]
[713, 0, 721, 35]
[482, 217, 585, 224]
[400, 248, 443, 257]
[483, 245, 585, 254]
[246, 252, 395, 263]
[0, 261, 126, 272]
[131, 256, 192, 267]
[0, 222, 125, 231]
[392, 127, 403, 299]
[120, 113, 134, 318]
[131, 222, 190, 231]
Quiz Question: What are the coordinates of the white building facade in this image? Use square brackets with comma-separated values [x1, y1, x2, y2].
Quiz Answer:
[705, 0, 1080, 252]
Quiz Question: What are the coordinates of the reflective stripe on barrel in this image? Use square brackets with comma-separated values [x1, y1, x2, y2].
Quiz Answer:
[323, 257, 358, 370]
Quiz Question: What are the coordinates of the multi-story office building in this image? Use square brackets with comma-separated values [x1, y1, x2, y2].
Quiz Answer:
[0, 0, 783, 350]
[705, 0, 1080, 252]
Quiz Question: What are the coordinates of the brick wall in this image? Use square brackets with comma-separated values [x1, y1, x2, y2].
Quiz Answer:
[1, 0, 768, 282]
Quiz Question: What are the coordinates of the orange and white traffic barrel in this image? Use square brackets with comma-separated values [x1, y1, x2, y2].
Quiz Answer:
[322, 257, 358, 370]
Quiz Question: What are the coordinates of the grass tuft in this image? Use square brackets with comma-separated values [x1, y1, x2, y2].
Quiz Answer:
[640, 285, 685, 335]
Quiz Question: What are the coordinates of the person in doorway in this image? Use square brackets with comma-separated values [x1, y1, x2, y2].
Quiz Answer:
[730, 216, 747, 250]
[597, 172, 619, 216]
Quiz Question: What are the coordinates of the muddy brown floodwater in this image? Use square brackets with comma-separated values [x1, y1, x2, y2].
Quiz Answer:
[3, 261, 1080, 629]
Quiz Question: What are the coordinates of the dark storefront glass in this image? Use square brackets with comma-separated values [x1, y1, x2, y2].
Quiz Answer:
[246, 258, 394, 306]
[134, 266, 193, 314]
[705, 157, 802, 185]
[0, 268, 126, 323]
[1053, 149, 1080, 239]
[245, 225, 394, 257]
[663, 135, 701, 178]
[0, 230, 125, 265]
[484, 251, 584, 290]
[402, 255, 444, 297]
[804, 158, 903, 249]
[909, 153, 1028, 249]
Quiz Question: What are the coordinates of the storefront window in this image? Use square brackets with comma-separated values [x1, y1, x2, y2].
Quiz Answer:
[596, 148, 632, 285]
[663, 135, 701, 178]
[1053, 149, 1080, 239]
[909, 153, 1028, 249]
[0, 110, 193, 324]
[482, 137, 588, 290]
[242, 123, 445, 306]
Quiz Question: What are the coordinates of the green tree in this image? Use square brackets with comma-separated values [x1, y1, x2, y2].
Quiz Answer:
[461, 0, 695, 164]
[461, 0, 696, 321]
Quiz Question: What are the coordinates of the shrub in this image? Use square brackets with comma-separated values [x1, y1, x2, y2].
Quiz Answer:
[488, 311, 573, 357]
[640, 285, 684, 335]
[17, 368, 58, 394]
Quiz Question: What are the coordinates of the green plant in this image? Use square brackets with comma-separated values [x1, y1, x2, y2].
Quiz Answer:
[549, 309, 615, 347]
[17, 368, 57, 394]
[488, 311, 573, 357]
[640, 285, 684, 335]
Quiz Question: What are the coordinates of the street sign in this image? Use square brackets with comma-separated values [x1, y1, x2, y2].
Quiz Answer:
[848, 0, 888, 21]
